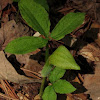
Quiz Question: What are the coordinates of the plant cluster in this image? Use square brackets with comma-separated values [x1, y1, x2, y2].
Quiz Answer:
[5, 0, 85, 100]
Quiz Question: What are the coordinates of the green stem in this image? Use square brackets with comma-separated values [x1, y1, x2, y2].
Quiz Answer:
[39, 77, 46, 98]
[39, 43, 49, 98]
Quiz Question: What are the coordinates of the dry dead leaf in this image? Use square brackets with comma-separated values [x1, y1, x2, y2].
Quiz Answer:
[91, 22, 100, 29]
[72, 94, 88, 100]
[0, 0, 12, 17]
[69, 0, 100, 24]
[83, 62, 100, 100]
[1, 14, 9, 26]
[0, 51, 41, 84]
[67, 93, 87, 100]
[15, 49, 41, 65]
[95, 33, 100, 47]
[14, 49, 42, 78]
[0, 0, 12, 10]
[1, 4, 17, 26]
[34, 94, 41, 100]
[78, 43, 100, 62]
[22, 59, 42, 79]
[0, 20, 32, 50]
[24, 59, 42, 73]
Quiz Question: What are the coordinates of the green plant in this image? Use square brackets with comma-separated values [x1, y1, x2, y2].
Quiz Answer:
[5, 0, 85, 100]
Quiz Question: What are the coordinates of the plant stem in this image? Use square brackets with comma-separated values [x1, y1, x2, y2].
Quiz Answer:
[39, 77, 46, 98]
[39, 43, 49, 98]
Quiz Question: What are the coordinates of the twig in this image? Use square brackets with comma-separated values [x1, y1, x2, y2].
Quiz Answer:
[0, 92, 18, 100]
[4, 80, 19, 99]
[21, 68, 41, 79]
[78, 73, 84, 83]
[0, 80, 8, 95]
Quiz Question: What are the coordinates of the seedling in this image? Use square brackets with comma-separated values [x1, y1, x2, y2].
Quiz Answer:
[5, 0, 85, 100]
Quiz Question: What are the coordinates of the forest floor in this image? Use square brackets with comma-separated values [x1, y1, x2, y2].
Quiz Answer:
[0, 0, 100, 100]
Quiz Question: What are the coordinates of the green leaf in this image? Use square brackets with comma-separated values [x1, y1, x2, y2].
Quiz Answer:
[33, 0, 49, 11]
[41, 59, 53, 77]
[42, 85, 57, 100]
[49, 45, 80, 70]
[5, 36, 48, 54]
[18, 0, 50, 37]
[50, 12, 85, 40]
[49, 67, 66, 83]
[53, 79, 76, 94]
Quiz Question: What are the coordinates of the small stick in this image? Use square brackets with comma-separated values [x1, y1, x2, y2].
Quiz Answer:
[78, 73, 84, 83]
[0, 92, 18, 100]
[21, 68, 41, 79]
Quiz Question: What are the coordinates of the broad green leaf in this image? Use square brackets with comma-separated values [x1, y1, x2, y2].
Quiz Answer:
[53, 79, 76, 94]
[41, 59, 53, 77]
[42, 85, 57, 100]
[18, 0, 50, 37]
[50, 12, 85, 40]
[49, 45, 80, 70]
[33, 0, 49, 11]
[5, 36, 48, 54]
[49, 67, 66, 83]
